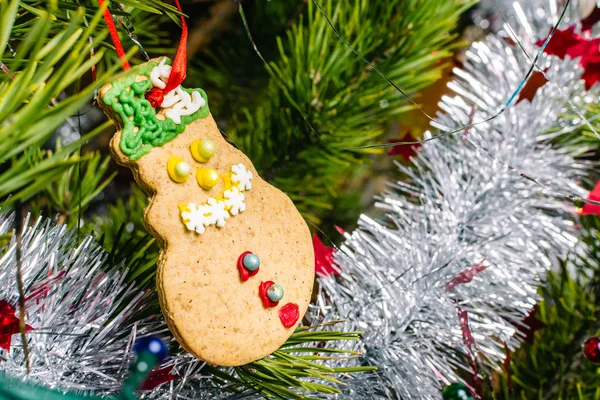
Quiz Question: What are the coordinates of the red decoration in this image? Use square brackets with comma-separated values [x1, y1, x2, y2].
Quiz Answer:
[97, 0, 131, 70]
[313, 234, 340, 278]
[145, 0, 188, 108]
[279, 303, 300, 328]
[259, 281, 279, 308]
[334, 225, 346, 235]
[579, 181, 600, 216]
[445, 260, 488, 291]
[140, 365, 181, 390]
[521, 306, 546, 344]
[387, 132, 421, 161]
[237, 251, 259, 281]
[0, 300, 33, 352]
[517, 71, 549, 103]
[456, 301, 478, 388]
[583, 336, 600, 363]
[537, 27, 600, 89]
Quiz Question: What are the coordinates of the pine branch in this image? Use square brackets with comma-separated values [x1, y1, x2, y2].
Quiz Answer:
[8, 0, 179, 66]
[190, 0, 476, 229]
[233, 325, 376, 399]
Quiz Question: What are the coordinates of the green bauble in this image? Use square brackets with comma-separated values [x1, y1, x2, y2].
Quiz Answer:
[442, 383, 475, 400]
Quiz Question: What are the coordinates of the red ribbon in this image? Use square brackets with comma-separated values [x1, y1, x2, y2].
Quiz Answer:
[98, 0, 131, 70]
[145, 0, 188, 108]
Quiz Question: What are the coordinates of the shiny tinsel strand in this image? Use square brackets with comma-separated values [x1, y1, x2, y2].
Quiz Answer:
[0, 213, 154, 391]
[473, 0, 583, 32]
[0, 213, 231, 398]
[311, 3, 594, 400]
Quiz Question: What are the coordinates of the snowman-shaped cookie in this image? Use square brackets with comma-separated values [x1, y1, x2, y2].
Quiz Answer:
[99, 58, 314, 366]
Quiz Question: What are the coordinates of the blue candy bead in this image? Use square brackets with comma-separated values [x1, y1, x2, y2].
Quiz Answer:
[267, 284, 284, 302]
[134, 336, 168, 362]
[243, 253, 260, 271]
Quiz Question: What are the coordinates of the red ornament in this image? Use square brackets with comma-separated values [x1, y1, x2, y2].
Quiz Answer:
[583, 336, 600, 363]
[579, 181, 600, 216]
[537, 27, 600, 89]
[258, 281, 279, 308]
[237, 251, 259, 282]
[139, 365, 181, 390]
[0, 300, 33, 352]
[387, 132, 421, 161]
[279, 303, 300, 328]
[313, 234, 340, 277]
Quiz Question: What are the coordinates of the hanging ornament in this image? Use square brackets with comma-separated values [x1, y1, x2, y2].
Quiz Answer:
[442, 383, 475, 400]
[97, 0, 314, 366]
[583, 336, 600, 364]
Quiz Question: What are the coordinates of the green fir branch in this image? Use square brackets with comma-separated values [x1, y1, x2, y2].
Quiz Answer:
[191, 0, 476, 229]
[232, 325, 376, 399]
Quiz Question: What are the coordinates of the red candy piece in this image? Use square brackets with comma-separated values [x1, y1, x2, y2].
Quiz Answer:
[259, 281, 279, 308]
[237, 251, 259, 282]
[583, 336, 600, 364]
[279, 303, 300, 328]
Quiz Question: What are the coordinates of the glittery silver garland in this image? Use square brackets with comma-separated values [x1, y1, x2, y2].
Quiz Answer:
[311, 3, 595, 400]
[0, 213, 152, 391]
[473, 0, 583, 32]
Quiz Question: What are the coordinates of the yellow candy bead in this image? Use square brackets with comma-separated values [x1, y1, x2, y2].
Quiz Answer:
[197, 168, 219, 190]
[191, 139, 216, 162]
[167, 156, 190, 183]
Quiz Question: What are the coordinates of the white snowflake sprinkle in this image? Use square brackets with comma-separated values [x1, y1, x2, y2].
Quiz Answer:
[181, 203, 207, 234]
[207, 198, 229, 228]
[231, 163, 253, 191]
[180, 163, 253, 234]
[224, 186, 246, 216]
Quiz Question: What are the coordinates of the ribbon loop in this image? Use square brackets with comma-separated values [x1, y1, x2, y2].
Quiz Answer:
[98, 0, 188, 109]
[145, 0, 188, 108]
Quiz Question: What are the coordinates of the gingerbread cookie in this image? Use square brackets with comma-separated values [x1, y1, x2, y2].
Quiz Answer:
[98, 58, 314, 366]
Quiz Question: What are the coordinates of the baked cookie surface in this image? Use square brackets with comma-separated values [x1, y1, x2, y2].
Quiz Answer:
[99, 58, 314, 366]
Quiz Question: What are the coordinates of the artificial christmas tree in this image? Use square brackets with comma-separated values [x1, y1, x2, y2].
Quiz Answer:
[3, 0, 600, 399]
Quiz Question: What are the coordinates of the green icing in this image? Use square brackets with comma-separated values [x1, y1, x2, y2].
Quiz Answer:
[102, 61, 210, 161]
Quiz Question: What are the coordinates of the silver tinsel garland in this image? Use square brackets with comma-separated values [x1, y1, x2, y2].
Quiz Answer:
[312, 2, 596, 399]
[0, 213, 152, 390]
[473, 0, 585, 31]
[0, 1, 598, 399]
[0, 213, 224, 398]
